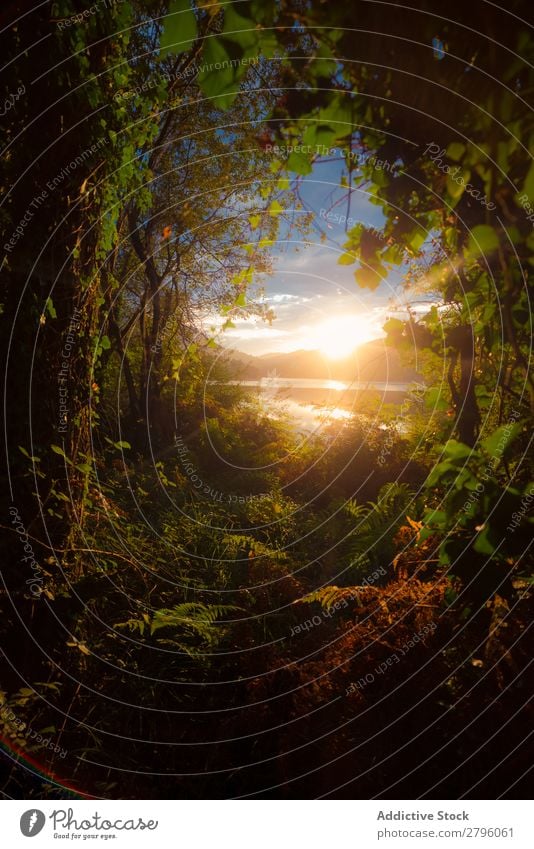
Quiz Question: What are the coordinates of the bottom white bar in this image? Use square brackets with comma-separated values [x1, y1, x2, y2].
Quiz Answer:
[2, 799, 531, 848]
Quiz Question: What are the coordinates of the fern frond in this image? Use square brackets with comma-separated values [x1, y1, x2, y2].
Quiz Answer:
[298, 585, 366, 611]
[222, 534, 288, 562]
[150, 603, 239, 636]
[343, 501, 368, 522]
[343, 483, 413, 579]
[114, 603, 240, 651]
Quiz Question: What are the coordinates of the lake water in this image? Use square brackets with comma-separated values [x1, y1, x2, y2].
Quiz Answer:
[220, 378, 412, 432]
[226, 378, 411, 392]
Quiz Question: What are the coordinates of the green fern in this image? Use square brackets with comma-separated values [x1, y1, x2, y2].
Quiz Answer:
[298, 585, 362, 611]
[343, 483, 413, 579]
[222, 534, 288, 562]
[150, 603, 237, 637]
[114, 602, 240, 654]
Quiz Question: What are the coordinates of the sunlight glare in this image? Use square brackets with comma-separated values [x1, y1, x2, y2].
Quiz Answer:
[304, 314, 380, 359]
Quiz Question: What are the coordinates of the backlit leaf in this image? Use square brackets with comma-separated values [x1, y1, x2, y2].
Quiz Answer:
[466, 225, 499, 257]
[160, 0, 197, 58]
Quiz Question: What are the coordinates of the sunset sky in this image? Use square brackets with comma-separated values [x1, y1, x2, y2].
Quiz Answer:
[215, 153, 410, 356]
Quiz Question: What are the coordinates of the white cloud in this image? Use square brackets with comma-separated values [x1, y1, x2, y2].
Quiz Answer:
[224, 327, 290, 341]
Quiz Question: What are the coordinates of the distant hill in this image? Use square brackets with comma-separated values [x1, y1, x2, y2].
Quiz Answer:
[219, 342, 420, 383]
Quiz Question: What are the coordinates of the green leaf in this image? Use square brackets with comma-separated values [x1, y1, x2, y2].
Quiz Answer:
[406, 228, 426, 253]
[447, 142, 465, 162]
[198, 37, 238, 107]
[444, 584, 458, 605]
[45, 297, 57, 319]
[268, 199, 283, 217]
[222, 5, 258, 54]
[425, 386, 448, 411]
[472, 524, 498, 556]
[160, 0, 197, 59]
[54, 491, 71, 503]
[75, 463, 92, 474]
[383, 317, 405, 336]
[100, 335, 111, 350]
[316, 96, 354, 140]
[443, 440, 474, 461]
[426, 461, 455, 487]
[354, 266, 383, 289]
[481, 423, 522, 461]
[423, 509, 447, 528]
[466, 225, 499, 257]
[256, 30, 279, 60]
[337, 252, 356, 265]
[18, 446, 40, 462]
[302, 122, 338, 149]
[447, 173, 467, 200]
[286, 150, 313, 175]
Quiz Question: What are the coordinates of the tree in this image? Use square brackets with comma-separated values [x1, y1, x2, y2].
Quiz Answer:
[105, 93, 287, 448]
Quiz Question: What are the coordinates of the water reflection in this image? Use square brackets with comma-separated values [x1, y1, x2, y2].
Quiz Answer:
[218, 377, 412, 433]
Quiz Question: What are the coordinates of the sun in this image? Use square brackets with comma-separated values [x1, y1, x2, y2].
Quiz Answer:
[303, 314, 382, 359]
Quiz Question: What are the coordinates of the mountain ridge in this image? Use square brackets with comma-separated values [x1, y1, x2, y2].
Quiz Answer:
[219, 341, 420, 382]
